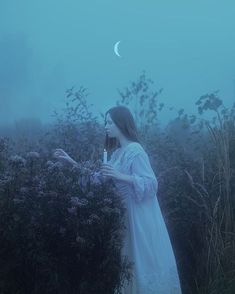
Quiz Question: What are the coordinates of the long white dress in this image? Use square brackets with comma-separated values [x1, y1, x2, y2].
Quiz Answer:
[106, 142, 182, 294]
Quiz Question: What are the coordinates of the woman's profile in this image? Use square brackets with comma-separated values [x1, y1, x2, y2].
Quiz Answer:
[54, 106, 182, 293]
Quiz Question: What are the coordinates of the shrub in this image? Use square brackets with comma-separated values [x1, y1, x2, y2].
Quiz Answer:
[0, 151, 132, 294]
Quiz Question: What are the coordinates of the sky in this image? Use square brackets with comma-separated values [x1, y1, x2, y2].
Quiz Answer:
[0, 0, 235, 128]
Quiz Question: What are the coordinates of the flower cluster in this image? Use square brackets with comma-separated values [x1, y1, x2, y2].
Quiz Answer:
[9, 155, 26, 167]
[0, 133, 131, 294]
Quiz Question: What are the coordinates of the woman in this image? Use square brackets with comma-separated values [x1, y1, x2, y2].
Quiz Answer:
[54, 106, 182, 294]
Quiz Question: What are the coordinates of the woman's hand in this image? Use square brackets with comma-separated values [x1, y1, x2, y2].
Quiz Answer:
[101, 163, 132, 183]
[101, 164, 134, 184]
[53, 148, 77, 166]
[101, 164, 124, 181]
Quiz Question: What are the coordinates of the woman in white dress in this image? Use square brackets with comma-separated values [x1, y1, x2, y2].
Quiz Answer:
[54, 106, 182, 294]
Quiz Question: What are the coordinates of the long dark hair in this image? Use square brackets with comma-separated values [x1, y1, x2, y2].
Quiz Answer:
[104, 106, 140, 151]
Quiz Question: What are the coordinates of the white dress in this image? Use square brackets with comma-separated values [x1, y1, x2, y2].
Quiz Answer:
[107, 142, 182, 294]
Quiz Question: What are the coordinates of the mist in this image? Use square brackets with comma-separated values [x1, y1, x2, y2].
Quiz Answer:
[0, 0, 235, 128]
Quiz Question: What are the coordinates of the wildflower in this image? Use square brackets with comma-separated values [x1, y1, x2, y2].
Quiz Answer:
[67, 207, 77, 215]
[46, 160, 54, 167]
[71, 198, 89, 207]
[0, 138, 7, 152]
[103, 198, 112, 205]
[101, 206, 114, 215]
[86, 219, 93, 225]
[76, 236, 86, 245]
[9, 155, 26, 167]
[89, 213, 100, 222]
[0, 176, 12, 186]
[70, 197, 80, 206]
[46, 161, 54, 172]
[26, 151, 40, 159]
[53, 162, 63, 169]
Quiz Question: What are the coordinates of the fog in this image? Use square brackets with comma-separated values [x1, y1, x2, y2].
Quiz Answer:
[0, 0, 235, 128]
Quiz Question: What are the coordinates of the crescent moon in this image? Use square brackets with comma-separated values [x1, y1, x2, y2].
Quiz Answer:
[114, 41, 121, 57]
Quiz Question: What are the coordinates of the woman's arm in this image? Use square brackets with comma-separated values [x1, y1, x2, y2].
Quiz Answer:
[129, 152, 158, 202]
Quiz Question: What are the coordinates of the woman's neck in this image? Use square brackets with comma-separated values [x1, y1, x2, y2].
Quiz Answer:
[119, 137, 133, 149]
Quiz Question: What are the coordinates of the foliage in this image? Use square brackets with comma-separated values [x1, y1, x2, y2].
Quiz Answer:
[0, 74, 235, 293]
[0, 148, 132, 294]
[116, 71, 163, 141]
[152, 93, 235, 294]
[49, 86, 105, 162]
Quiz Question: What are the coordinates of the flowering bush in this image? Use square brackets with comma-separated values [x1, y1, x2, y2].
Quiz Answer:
[0, 137, 9, 173]
[1, 76, 235, 293]
[0, 150, 132, 294]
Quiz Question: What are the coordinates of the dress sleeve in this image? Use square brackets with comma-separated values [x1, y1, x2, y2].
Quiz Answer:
[129, 151, 158, 203]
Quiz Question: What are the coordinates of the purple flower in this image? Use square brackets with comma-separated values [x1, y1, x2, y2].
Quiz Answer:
[46, 160, 54, 167]
[9, 155, 26, 167]
[67, 207, 77, 215]
[53, 162, 63, 169]
[70, 197, 80, 206]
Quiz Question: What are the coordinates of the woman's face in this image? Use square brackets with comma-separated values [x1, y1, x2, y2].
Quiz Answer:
[105, 113, 120, 138]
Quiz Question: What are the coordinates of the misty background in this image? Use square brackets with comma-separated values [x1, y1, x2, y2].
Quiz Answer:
[0, 0, 235, 129]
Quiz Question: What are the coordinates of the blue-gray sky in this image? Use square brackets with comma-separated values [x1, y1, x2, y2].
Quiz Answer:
[0, 0, 235, 127]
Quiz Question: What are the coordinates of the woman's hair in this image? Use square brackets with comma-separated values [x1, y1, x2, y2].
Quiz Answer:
[104, 105, 140, 151]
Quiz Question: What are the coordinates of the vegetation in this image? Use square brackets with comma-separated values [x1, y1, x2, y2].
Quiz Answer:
[0, 72, 234, 293]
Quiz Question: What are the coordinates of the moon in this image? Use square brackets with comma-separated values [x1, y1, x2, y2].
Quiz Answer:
[114, 41, 121, 57]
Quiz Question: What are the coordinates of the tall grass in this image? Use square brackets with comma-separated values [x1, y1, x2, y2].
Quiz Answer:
[182, 94, 235, 293]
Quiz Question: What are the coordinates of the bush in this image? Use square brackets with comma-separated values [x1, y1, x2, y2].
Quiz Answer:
[0, 150, 132, 294]
[1, 75, 235, 293]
